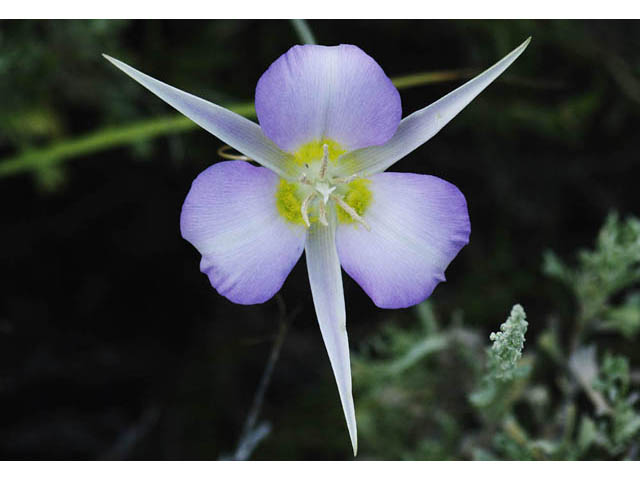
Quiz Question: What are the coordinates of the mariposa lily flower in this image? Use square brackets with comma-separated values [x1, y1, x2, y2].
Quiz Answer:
[104, 37, 529, 456]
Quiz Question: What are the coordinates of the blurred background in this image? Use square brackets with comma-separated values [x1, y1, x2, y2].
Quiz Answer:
[1, 20, 640, 460]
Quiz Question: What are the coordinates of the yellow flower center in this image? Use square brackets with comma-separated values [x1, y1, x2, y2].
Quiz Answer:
[335, 178, 372, 224]
[275, 139, 373, 229]
[275, 179, 305, 225]
[293, 138, 346, 166]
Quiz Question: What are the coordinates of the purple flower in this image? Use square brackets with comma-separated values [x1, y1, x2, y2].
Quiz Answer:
[105, 38, 529, 455]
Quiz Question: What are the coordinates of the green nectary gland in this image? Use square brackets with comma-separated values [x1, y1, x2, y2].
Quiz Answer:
[275, 178, 373, 227]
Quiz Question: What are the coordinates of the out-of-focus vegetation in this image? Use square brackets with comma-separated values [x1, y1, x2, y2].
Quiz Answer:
[354, 215, 640, 459]
[1, 20, 640, 460]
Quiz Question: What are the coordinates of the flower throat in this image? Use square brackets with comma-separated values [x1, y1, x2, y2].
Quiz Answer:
[275, 140, 372, 229]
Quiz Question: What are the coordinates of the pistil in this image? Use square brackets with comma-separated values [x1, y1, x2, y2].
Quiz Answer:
[315, 182, 336, 204]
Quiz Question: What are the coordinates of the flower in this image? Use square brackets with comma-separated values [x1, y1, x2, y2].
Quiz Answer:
[104, 38, 530, 455]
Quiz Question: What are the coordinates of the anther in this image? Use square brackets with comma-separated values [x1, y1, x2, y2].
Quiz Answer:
[318, 200, 329, 227]
[331, 194, 371, 231]
[300, 192, 316, 228]
[318, 143, 330, 180]
[332, 173, 359, 184]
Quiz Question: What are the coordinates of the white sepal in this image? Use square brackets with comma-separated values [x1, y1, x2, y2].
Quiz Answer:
[103, 54, 298, 180]
[304, 209, 358, 455]
[336, 38, 531, 176]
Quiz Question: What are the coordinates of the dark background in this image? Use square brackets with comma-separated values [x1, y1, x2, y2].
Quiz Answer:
[1, 20, 639, 459]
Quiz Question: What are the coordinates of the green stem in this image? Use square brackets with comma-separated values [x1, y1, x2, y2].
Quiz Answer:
[0, 68, 503, 180]
[0, 103, 254, 178]
[391, 69, 473, 89]
[290, 19, 316, 45]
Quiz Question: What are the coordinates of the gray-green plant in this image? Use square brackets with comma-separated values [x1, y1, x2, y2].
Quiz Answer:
[352, 213, 640, 459]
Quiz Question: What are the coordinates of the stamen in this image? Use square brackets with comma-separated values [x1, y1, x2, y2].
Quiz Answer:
[331, 194, 371, 231]
[300, 192, 316, 228]
[332, 173, 359, 184]
[318, 200, 329, 227]
[318, 143, 330, 180]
